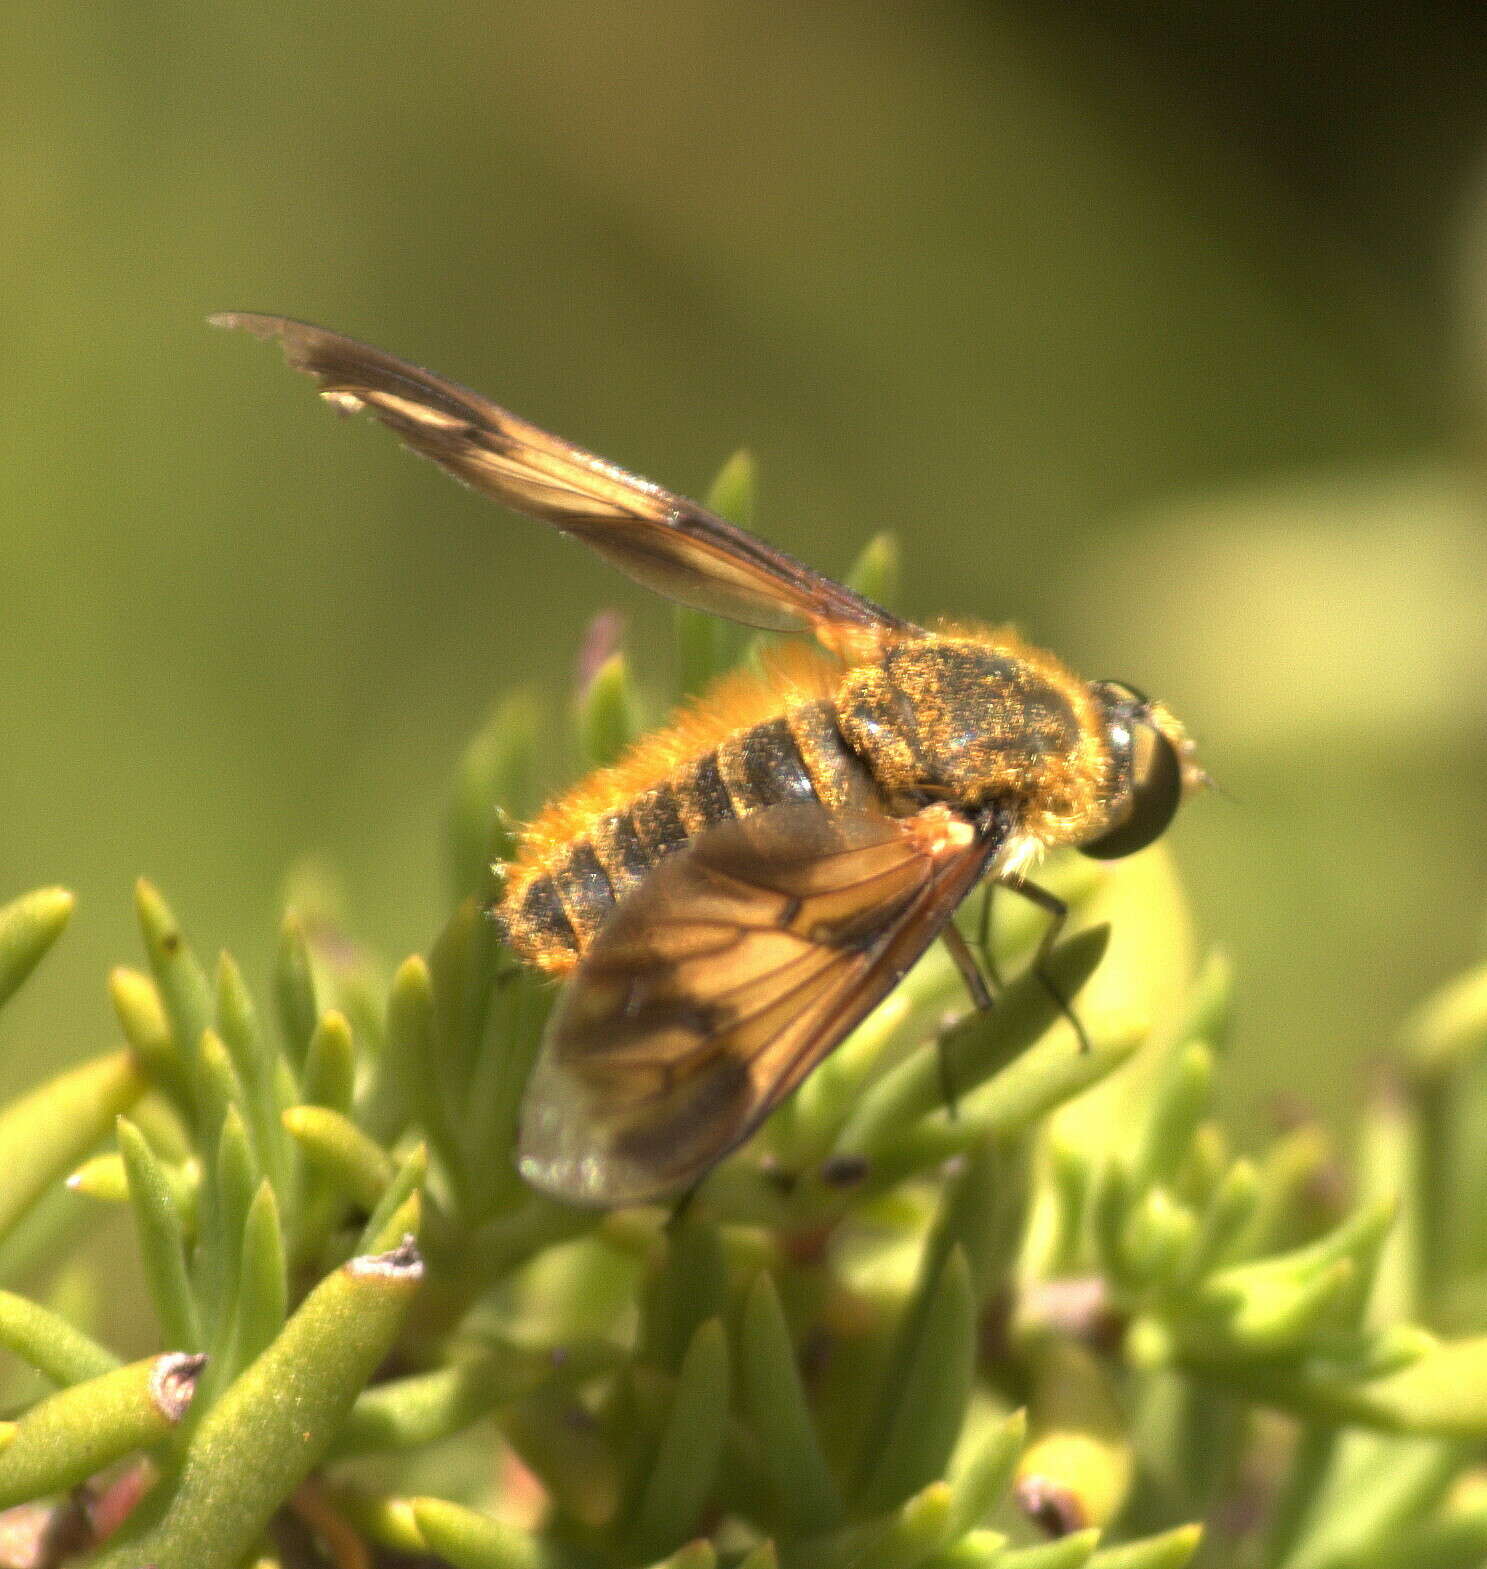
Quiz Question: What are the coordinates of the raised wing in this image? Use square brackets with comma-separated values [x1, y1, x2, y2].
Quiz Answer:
[212, 313, 908, 649]
[517, 801, 1006, 1206]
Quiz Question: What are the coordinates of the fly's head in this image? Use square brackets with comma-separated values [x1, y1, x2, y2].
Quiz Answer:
[1080, 681, 1206, 860]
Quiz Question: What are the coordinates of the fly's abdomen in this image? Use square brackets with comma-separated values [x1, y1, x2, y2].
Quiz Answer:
[501, 698, 878, 971]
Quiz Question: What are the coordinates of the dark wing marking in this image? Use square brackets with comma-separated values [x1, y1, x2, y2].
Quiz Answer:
[516, 801, 1005, 1206]
[212, 313, 909, 647]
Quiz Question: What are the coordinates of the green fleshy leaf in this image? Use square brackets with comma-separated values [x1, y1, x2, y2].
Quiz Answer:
[1370, 1492, 1487, 1569]
[283, 1104, 394, 1209]
[215, 952, 294, 1204]
[630, 1317, 731, 1562]
[1228, 1123, 1335, 1261]
[0, 1352, 205, 1508]
[464, 1195, 596, 1292]
[357, 1143, 428, 1254]
[738, 1271, 843, 1535]
[195, 1029, 250, 1146]
[927, 1134, 1030, 1306]
[1016, 1340, 1133, 1534]
[675, 604, 734, 699]
[65, 1152, 130, 1204]
[1130, 1043, 1214, 1193]
[1358, 1072, 1426, 1328]
[793, 1482, 956, 1569]
[431, 896, 499, 1076]
[1090, 1161, 1135, 1291]
[1085, 1525, 1202, 1569]
[118, 1117, 202, 1353]
[499, 1385, 623, 1530]
[0, 1289, 120, 1385]
[848, 1024, 1143, 1205]
[1191, 1257, 1356, 1359]
[109, 964, 185, 1101]
[135, 879, 214, 1089]
[429, 892, 510, 1214]
[1169, 948, 1233, 1056]
[1187, 1199, 1395, 1357]
[409, 1496, 542, 1569]
[335, 1337, 618, 1457]
[1276, 1435, 1460, 1569]
[642, 1541, 716, 1569]
[363, 1188, 422, 1258]
[855, 1247, 976, 1516]
[301, 1009, 355, 1114]
[844, 531, 900, 610]
[194, 1104, 258, 1357]
[0, 1050, 145, 1242]
[273, 912, 319, 1069]
[215, 1102, 260, 1252]
[449, 690, 540, 893]
[705, 448, 756, 527]
[1236, 1335, 1487, 1436]
[833, 927, 1119, 1158]
[579, 651, 641, 769]
[0, 887, 73, 1011]
[945, 1408, 1027, 1539]
[228, 1180, 287, 1373]
[1038, 1136, 1094, 1278]
[642, 1214, 728, 1374]
[996, 1531, 1101, 1568]
[1400, 959, 1487, 1078]
[461, 965, 550, 1217]
[387, 953, 466, 1212]
[918, 1527, 1009, 1568]
[1121, 1188, 1197, 1291]
[1173, 1158, 1259, 1285]
[848, 1481, 954, 1569]
[89, 1237, 424, 1569]
[334, 1487, 429, 1554]
[0, 1184, 91, 1297]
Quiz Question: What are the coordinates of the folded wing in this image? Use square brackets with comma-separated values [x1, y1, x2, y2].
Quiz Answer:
[517, 800, 1004, 1205]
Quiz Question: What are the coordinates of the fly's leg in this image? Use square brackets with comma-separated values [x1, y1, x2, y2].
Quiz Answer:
[974, 881, 1005, 991]
[943, 923, 994, 1012]
[668, 1181, 703, 1227]
[997, 873, 1092, 1054]
[938, 924, 996, 1118]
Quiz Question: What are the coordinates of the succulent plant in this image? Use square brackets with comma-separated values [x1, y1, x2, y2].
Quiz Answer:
[0, 461, 1484, 1569]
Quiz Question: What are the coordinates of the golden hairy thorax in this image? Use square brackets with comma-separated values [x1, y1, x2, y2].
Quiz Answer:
[498, 624, 1114, 975]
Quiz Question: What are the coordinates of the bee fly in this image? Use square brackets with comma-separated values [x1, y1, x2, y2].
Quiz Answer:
[215, 313, 1205, 1207]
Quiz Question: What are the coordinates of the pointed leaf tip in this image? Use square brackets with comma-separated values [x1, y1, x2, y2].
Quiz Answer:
[1086, 1523, 1201, 1569]
[0, 886, 76, 1011]
[705, 448, 756, 527]
[410, 1495, 543, 1569]
[630, 1317, 730, 1562]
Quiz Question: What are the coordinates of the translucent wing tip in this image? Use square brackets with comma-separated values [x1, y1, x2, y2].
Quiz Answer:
[516, 1054, 678, 1210]
[208, 310, 291, 338]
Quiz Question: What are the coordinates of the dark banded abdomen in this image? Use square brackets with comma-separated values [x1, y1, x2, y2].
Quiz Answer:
[501, 698, 878, 969]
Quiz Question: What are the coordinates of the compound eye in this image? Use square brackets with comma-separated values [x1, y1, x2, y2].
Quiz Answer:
[1082, 717, 1182, 860]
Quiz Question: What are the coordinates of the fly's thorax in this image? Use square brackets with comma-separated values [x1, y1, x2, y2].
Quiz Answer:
[836, 632, 1114, 844]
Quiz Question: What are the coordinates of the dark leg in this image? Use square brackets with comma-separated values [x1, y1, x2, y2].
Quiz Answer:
[937, 925, 996, 1119]
[997, 873, 1092, 1053]
[668, 1181, 702, 1228]
[974, 882, 1005, 991]
[942, 923, 995, 1012]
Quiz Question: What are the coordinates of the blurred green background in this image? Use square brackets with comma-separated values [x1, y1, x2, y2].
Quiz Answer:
[4, 1, 1486, 1137]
